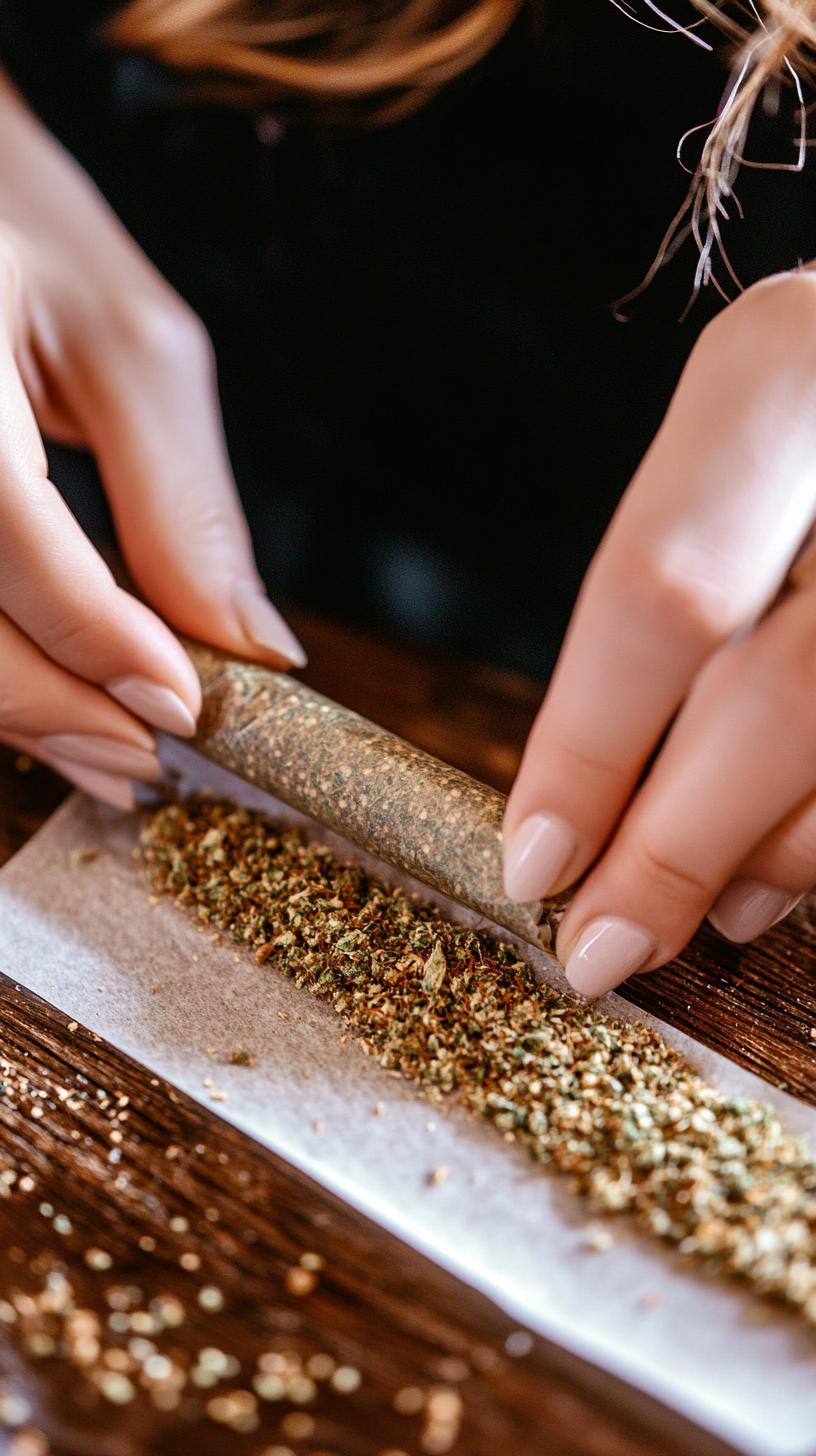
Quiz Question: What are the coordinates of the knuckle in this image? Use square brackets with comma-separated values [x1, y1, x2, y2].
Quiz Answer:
[28, 594, 115, 666]
[627, 839, 711, 907]
[548, 729, 631, 784]
[175, 495, 244, 547]
[36, 617, 94, 661]
[699, 270, 816, 361]
[748, 270, 816, 321]
[607, 548, 728, 646]
[108, 292, 212, 368]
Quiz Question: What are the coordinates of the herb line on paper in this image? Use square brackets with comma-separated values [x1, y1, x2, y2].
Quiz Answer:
[142, 798, 816, 1325]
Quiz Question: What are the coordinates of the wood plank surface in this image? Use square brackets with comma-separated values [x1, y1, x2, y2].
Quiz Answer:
[0, 604, 811, 1454]
[0, 974, 734, 1456]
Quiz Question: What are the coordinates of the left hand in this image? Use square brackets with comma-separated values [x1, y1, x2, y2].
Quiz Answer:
[503, 267, 816, 996]
[0, 73, 306, 809]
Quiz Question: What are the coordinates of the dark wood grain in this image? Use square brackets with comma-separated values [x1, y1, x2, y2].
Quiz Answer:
[0, 750, 71, 868]
[0, 975, 736, 1456]
[623, 905, 816, 1104]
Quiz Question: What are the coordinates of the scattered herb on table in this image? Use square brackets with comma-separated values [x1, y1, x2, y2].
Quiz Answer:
[229, 1048, 254, 1067]
[143, 798, 816, 1323]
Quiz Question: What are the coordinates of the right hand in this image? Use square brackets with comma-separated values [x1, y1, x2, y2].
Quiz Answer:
[0, 73, 305, 808]
[503, 266, 816, 992]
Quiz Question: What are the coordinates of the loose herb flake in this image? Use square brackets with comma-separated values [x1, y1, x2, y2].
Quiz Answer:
[142, 798, 816, 1323]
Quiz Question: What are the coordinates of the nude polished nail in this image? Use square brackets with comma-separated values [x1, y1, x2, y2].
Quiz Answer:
[39, 734, 162, 781]
[106, 676, 197, 737]
[503, 813, 575, 901]
[708, 880, 800, 944]
[232, 582, 308, 669]
[47, 756, 135, 812]
[564, 917, 655, 997]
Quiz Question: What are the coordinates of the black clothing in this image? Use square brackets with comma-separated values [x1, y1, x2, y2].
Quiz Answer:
[0, 0, 813, 677]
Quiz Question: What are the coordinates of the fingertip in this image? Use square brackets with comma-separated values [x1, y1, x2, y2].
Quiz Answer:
[39, 734, 162, 781]
[559, 916, 655, 997]
[127, 597, 204, 716]
[46, 755, 136, 812]
[105, 676, 197, 737]
[707, 879, 800, 943]
[503, 813, 576, 901]
[231, 582, 308, 670]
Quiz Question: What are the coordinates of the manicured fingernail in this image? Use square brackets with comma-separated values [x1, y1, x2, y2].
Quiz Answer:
[503, 813, 576, 901]
[47, 756, 135, 812]
[106, 676, 197, 737]
[232, 582, 308, 669]
[39, 735, 161, 782]
[708, 879, 800, 944]
[564, 917, 655, 997]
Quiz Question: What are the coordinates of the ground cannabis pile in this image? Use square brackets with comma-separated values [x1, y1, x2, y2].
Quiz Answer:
[143, 798, 816, 1324]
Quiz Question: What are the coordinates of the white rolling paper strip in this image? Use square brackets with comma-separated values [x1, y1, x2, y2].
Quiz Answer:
[0, 737, 814, 1455]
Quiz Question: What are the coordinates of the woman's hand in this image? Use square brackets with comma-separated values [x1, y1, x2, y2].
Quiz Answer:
[0, 74, 304, 807]
[503, 267, 816, 995]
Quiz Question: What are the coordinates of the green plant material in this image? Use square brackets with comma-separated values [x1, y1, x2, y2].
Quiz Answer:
[142, 797, 816, 1324]
[421, 942, 447, 996]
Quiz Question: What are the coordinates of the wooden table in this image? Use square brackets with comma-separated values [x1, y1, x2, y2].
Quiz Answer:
[0, 605, 808, 1456]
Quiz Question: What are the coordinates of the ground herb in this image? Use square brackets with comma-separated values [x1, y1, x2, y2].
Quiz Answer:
[143, 797, 816, 1324]
[229, 1048, 255, 1067]
[0, 1256, 365, 1435]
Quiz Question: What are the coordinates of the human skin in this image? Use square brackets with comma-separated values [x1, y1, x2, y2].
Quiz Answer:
[503, 268, 816, 991]
[1, 68, 814, 977]
[0, 72, 305, 808]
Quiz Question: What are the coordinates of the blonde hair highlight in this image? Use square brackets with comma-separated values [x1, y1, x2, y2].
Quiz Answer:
[644, 0, 815, 304]
[110, 0, 816, 286]
[108, 0, 522, 115]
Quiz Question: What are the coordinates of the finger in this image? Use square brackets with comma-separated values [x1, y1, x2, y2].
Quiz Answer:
[64, 290, 306, 670]
[0, 255, 201, 732]
[503, 273, 816, 903]
[554, 575, 816, 995]
[0, 92, 303, 671]
[0, 732, 138, 811]
[0, 608, 167, 807]
[706, 791, 816, 943]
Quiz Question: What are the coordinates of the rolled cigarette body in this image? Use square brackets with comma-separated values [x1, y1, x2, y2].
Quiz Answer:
[185, 642, 566, 952]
